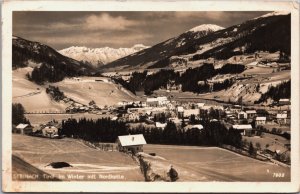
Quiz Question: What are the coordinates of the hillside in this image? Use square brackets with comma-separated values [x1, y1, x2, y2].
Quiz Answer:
[59, 44, 149, 67]
[101, 12, 290, 72]
[12, 36, 94, 83]
[13, 67, 138, 112]
[100, 24, 225, 71]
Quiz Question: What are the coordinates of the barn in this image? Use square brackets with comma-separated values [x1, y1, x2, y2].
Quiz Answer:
[14, 124, 33, 135]
[116, 134, 147, 154]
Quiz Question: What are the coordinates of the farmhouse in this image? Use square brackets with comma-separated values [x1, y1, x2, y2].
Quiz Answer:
[155, 122, 167, 129]
[116, 134, 147, 154]
[176, 106, 184, 118]
[184, 124, 204, 131]
[232, 124, 253, 136]
[246, 110, 257, 119]
[14, 124, 33, 135]
[255, 117, 266, 126]
[278, 99, 290, 105]
[276, 113, 288, 125]
[42, 126, 59, 138]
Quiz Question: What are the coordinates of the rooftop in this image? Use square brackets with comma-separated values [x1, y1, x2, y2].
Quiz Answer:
[118, 134, 147, 147]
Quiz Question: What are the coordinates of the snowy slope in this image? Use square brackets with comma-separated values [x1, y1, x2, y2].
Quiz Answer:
[101, 24, 224, 71]
[59, 44, 149, 67]
[188, 24, 224, 33]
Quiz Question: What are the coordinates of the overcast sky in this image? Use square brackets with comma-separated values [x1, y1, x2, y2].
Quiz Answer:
[13, 11, 269, 50]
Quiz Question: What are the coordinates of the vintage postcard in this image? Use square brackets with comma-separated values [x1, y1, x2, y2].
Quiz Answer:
[1, 0, 300, 192]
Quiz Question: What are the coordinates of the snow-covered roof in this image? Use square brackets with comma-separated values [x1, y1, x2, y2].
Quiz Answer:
[146, 96, 168, 102]
[279, 99, 290, 102]
[118, 134, 146, 147]
[177, 106, 184, 112]
[238, 111, 247, 115]
[246, 110, 257, 114]
[276, 114, 287, 119]
[256, 117, 266, 121]
[232, 124, 252, 130]
[155, 122, 167, 128]
[185, 124, 203, 130]
[16, 124, 29, 129]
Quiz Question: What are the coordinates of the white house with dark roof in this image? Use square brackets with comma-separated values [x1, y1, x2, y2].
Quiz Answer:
[116, 134, 147, 154]
[278, 99, 290, 105]
[246, 110, 257, 119]
[255, 117, 266, 126]
[276, 113, 288, 124]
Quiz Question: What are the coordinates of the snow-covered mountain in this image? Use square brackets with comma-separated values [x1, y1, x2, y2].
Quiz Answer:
[12, 36, 94, 83]
[100, 24, 225, 71]
[58, 44, 149, 67]
[101, 12, 290, 72]
[188, 24, 224, 33]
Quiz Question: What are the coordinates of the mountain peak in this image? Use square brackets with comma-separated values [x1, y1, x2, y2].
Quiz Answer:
[253, 11, 290, 20]
[188, 24, 224, 33]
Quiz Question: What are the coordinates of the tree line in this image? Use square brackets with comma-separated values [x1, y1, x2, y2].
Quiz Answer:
[255, 80, 291, 104]
[115, 63, 244, 94]
[12, 103, 30, 125]
[60, 117, 242, 148]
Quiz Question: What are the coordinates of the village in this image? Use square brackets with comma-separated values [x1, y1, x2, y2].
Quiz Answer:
[13, 93, 291, 168]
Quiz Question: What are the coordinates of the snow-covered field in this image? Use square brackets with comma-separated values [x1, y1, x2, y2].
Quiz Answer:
[13, 67, 68, 112]
[13, 68, 138, 113]
[12, 134, 144, 181]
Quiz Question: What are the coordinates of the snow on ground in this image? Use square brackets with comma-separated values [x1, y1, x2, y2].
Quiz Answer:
[188, 24, 224, 33]
[13, 68, 67, 112]
[253, 11, 290, 20]
[13, 68, 138, 112]
[52, 76, 137, 107]
[59, 44, 149, 66]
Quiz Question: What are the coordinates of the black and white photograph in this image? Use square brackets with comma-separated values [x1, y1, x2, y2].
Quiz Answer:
[2, 0, 300, 192]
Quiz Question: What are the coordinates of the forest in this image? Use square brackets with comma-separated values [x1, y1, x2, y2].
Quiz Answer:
[255, 80, 291, 104]
[115, 63, 244, 94]
[60, 117, 242, 148]
[12, 103, 30, 125]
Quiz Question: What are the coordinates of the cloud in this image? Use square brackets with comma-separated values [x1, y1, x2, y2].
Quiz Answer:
[85, 13, 138, 30]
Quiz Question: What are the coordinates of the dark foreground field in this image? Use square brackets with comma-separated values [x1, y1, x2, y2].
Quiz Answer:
[144, 144, 291, 181]
[12, 134, 290, 182]
[12, 134, 144, 181]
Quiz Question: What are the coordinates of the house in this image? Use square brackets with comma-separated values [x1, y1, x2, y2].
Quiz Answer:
[232, 124, 253, 136]
[276, 113, 288, 124]
[155, 122, 167, 129]
[176, 106, 184, 118]
[183, 109, 199, 118]
[255, 117, 266, 126]
[278, 99, 290, 105]
[237, 111, 247, 120]
[146, 96, 169, 107]
[42, 126, 59, 138]
[14, 123, 33, 135]
[184, 124, 203, 131]
[116, 134, 147, 154]
[246, 110, 257, 119]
